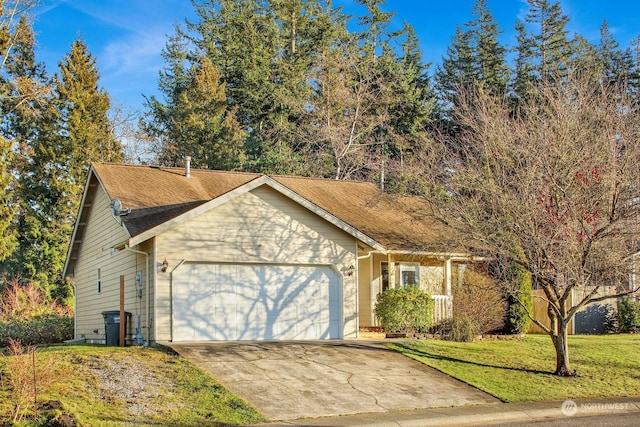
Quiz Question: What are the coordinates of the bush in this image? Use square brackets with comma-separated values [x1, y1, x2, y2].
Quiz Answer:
[448, 268, 506, 338]
[374, 286, 434, 333]
[439, 316, 476, 342]
[505, 258, 533, 334]
[617, 297, 640, 333]
[0, 279, 73, 346]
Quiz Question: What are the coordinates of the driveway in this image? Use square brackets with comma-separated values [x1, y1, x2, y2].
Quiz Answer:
[166, 340, 499, 421]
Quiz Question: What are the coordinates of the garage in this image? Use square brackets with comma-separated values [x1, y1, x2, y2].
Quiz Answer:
[172, 263, 342, 341]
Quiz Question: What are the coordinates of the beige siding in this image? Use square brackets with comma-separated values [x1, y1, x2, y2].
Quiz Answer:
[358, 253, 459, 328]
[72, 186, 153, 343]
[357, 256, 372, 327]
[155, 186, 358, 340]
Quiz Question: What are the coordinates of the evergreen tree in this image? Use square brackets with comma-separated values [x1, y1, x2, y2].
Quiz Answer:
[189, 0, 278, 159]
[18, 39, 120, 296]
[435, 0, 509, 110]
[56, 40, 122, 174]
[472, 0, 509, 96]
[153, 57, 245, 169]
[435, 26, 475, 107]
[0, 14, 51, 278]
[0, 136, 17, 263]
[512, 0, 574, 96]
[143, 33, 192, 164]
[597, 20, 636, 87]
[148, 0, 436, 182]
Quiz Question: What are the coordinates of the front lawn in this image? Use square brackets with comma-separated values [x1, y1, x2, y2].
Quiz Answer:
[0, 344, 266, 426]
[390, 334, 640, 403]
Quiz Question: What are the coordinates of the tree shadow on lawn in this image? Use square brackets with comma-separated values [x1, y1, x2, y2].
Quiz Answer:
[392, 342, 551, 375]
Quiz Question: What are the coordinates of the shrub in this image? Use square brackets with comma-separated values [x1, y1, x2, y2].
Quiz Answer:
[1, 339, 63, 423]
[449, 268, 506, 338]
[617, 297, 640, 333]
[0, 279, 73, 346]
[374, 286, 434, 333]
[439, 316, 476, 342]
[505, 258, 533, 334]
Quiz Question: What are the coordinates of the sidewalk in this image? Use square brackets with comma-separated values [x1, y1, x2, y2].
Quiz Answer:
[251, 397, 640, 426]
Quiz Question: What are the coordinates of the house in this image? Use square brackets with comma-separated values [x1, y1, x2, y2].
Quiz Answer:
[63, 162, 476, 343]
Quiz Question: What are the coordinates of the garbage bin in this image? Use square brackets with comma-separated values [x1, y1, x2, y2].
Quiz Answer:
[102, 310, 131, 346]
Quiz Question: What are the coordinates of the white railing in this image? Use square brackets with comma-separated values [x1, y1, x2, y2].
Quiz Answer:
[432, 295, 453, 324]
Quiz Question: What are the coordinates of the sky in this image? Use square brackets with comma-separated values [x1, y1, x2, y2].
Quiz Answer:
[31, 0, 640, 113]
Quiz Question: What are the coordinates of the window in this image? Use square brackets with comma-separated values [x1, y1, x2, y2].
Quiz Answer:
[399, 263, 420, 287]
[381, 262, 390, 292]
[97, 268, 102, 294]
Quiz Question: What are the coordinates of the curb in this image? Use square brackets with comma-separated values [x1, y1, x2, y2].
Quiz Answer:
[253, 397, 640, 426]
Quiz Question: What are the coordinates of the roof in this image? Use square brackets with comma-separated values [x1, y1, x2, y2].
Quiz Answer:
[65, 163, 458, 275]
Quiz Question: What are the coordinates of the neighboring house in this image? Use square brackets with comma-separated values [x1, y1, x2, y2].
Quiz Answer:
[63, 162, 476, 343]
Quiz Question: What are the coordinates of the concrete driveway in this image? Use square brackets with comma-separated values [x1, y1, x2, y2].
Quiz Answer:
[166, 340, 499, 421]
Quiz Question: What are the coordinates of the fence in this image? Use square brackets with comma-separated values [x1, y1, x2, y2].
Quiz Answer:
[527, 287, 618, 334]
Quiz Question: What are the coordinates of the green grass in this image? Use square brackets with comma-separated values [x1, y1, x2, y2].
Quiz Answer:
[0, 344, 267, 426]
[390, 334, 640, 403]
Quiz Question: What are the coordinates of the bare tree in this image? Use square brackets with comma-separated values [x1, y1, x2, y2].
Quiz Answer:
[431, 74, 640, 376]
[109, 105, 159, 164]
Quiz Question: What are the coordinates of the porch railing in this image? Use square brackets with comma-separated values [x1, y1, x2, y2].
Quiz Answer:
[432, 295, 453, 324]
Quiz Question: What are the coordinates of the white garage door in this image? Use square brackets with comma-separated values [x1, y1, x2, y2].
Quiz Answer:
[172, 263, 341, 341]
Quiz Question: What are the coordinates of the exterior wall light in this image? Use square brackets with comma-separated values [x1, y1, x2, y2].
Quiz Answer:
[346, 264, 354, 276]
[161, 259, 169, 273]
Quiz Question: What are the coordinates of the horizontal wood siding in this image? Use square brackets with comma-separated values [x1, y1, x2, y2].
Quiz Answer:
[357, 255, 372, 327]
[155, 186, 358, 340]
[72, 185, 152, 343]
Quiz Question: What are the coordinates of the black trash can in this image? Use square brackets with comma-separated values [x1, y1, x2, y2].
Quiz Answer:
[102, 310, 131, 346]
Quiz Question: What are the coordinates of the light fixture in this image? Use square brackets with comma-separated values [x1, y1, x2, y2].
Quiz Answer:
[161, 259, 169, 273]
[346, 264, 354, 277]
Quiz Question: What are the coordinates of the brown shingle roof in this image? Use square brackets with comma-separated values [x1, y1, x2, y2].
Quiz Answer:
[91, 163, 452, 253]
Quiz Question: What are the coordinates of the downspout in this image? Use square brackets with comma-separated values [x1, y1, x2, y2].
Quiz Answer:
[125, 246, 150, 346]
[72, 283, 78, 340]
[354, 241, 359, 338]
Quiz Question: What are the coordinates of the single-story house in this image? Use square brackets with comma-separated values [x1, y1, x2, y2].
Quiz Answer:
[63, 162, 477, 344]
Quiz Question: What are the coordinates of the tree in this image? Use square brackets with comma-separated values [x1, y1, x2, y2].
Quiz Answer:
[148, 57, 245, 169]
[512, 0, 574, 97]
[471, 0, 509, 96]
[0, 136, 16, 262]
[17, 39, 119, 296]
[0, 10, 51, 278]
[430, 73, 640, 376]
[435, 26, 475, 108]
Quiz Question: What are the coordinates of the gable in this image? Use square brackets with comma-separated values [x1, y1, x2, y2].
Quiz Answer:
[64, 175, 130, 278]
[157, 185, 356, 264]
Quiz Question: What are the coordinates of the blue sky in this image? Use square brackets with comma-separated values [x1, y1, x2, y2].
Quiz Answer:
[33, 0, 640, 112]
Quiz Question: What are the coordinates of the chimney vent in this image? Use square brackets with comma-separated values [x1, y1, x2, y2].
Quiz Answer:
[185, 156, 191, 178]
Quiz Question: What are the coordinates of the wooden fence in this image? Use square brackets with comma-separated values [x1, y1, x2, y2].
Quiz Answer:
[527, 287, 618, 334]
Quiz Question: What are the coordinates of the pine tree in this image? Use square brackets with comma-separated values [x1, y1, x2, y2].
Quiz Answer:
[18, 39, 120, 296]
[512, 0, 574, 96]
[0, 136, 17, 263]
[435, 0, 509, 110]
[435, 26, 476, 107]
[472, 0, 509, 96]
[56, 40, 122, 174]
[0, 14, 51, 278]
[597, 20, 636, 86]
[169, 57, 245, 169]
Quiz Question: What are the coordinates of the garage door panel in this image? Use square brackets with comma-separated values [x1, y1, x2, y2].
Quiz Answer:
[173, 264, 341, 341]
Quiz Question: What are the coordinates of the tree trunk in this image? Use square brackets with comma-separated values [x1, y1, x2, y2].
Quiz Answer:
[551, 321, 574, 376]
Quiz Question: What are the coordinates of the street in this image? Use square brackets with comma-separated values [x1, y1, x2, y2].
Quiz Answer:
[494, 412, 639, 426]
